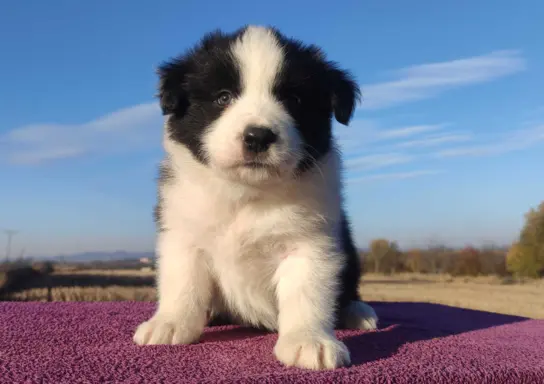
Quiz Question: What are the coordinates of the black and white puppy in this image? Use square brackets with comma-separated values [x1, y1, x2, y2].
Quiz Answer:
[133, 25, 378, 370]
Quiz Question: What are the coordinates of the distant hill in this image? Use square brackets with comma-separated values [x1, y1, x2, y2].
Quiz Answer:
[36, 251, 155, 263]
[28, 244, 509, 264]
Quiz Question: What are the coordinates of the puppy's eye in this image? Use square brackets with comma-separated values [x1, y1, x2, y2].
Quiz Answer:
[216, 91, 233, 107]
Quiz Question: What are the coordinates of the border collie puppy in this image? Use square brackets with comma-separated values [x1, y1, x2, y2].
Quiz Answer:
[133, 25, 378, 370]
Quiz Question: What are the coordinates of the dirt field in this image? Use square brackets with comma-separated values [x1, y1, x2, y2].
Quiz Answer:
[3, 269, 543, 319]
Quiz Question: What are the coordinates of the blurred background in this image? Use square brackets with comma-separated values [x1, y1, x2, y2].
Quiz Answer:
[0, 1, 542, 319]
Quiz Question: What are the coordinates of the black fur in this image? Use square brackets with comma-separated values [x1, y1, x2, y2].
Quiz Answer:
[337, 211, 364, 310]
[158, 30, 242, 164]
[154, 158, 174, 232]
[269, 28, 360, 172]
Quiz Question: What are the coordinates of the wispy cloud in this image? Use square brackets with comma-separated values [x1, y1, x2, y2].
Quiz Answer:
[394, 133, 472, 149]
[336, 49, 526, 178]
[347, 170, 444, 183]
[433, 124, 544, 158]
[8, 148, 87, 164]
[376, 124, 446, 140]
[339, 121, 544, 183]
[0, 102, 162, 164]
[344, 153, 414, 172]
[359, 50, 525, 110]
[335, 121, 447, 151]
[337, 120, 456, 176]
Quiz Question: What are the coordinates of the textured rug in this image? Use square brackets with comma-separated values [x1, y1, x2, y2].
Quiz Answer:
[1, 301, 543, 383]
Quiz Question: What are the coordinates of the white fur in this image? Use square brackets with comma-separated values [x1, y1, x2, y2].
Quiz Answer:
[133, 26, 378, 370]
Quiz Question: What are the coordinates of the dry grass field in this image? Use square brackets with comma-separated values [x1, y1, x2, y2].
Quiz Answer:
[359, 273, 544, 319]
[2, 267, 543, 319]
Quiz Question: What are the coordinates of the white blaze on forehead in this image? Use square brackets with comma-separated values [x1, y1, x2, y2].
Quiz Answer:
[202, 25, 302, 177]
[231, 26, 284, 95]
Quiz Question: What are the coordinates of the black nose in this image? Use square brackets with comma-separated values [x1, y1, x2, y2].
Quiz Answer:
[242, 126, 278, 153]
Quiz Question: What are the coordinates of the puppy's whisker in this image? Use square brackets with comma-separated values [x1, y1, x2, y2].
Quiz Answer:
[304, 153, 326, 182]
[288, 147, 326, 182]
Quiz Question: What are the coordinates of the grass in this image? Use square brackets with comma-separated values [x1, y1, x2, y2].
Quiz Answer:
[6, 286, 156, 302]
[2, 268, 543, 319]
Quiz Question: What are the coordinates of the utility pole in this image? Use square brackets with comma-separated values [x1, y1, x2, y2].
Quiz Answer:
[4, 229, 19, 263]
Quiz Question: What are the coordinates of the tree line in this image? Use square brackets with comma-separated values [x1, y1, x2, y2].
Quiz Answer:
[361, 201, 544, 279]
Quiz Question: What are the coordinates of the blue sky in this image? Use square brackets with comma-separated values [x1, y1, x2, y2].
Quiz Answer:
[0, 1, 543, 257]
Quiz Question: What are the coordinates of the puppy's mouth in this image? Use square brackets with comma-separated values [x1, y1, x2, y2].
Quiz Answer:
[242, 161, 273, 169]
[222, 160, 278, 172]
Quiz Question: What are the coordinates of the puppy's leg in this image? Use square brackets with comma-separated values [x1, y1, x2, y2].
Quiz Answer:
[133, 231, 211, 345]
[273, 241, 350, 370]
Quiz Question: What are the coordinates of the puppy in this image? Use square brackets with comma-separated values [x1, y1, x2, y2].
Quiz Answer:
[133, 25, 378, 370]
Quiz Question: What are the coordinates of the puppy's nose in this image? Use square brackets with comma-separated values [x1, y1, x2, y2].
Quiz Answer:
[242, 126, 278, 153]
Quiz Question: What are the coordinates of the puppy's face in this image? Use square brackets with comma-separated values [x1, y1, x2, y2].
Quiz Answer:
[159, 25, 360, 185]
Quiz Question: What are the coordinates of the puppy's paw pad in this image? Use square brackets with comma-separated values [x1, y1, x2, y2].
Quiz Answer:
[274, 333, 350, 370]
[133, 315, 201, 345]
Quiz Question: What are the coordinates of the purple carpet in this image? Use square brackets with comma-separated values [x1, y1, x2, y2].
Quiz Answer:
[1, 302, 543, 383]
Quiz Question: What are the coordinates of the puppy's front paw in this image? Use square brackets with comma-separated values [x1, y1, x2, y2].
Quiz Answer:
[274, 332, 350, 370]
[133, 314, 202, 346]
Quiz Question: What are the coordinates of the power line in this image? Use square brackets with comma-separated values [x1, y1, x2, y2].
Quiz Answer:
[4, 229, 19, 263]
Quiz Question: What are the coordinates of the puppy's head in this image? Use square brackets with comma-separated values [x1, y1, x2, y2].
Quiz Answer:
[159, 25, 360, 185]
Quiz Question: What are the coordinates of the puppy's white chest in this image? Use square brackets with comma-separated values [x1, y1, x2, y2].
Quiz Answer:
[205, 207, 287, 329]
[165, 173, 325, 330]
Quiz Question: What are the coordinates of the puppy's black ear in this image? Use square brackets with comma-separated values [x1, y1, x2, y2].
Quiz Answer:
[156, 59, 190, 116]
[329, 66, 361, 126]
